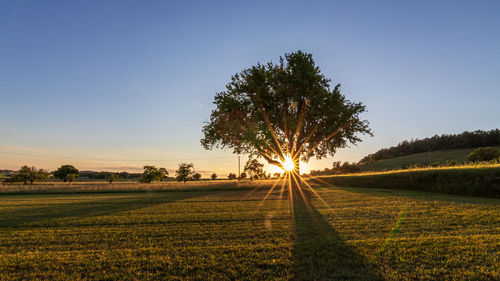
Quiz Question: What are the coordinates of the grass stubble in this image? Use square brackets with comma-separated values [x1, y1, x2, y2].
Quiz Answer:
[0, 180, 498, 280]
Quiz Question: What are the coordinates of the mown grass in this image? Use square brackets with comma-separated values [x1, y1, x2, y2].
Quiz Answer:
[0, 182, 498, 280]
[359, 146, 500, 171]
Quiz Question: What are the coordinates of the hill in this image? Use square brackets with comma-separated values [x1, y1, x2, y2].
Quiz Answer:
[359, 129, 500, 163]
[359, 146, 500, 171]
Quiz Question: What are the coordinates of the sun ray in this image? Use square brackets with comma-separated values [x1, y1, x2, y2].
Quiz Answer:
[300, 176, 332, 210]
[245, 181, 268, 197]
[371, 206, 408, 261]
[255, 177, 283, 211]
[278, 173, 287, 201]
[283, 112, 290, 155]
[290, 171, 317, 223]
[287, 172, 294, 217]
[307, 175, 336, 188]
[256, 103, 286, 160]
[291, 98, 309, 155]
[290, 171, 307, 203]
[292, 122, 320, 159]
[302, 120, 352, 157]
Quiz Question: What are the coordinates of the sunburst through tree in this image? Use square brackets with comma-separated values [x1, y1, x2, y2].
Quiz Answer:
[201, 50, 372, 193]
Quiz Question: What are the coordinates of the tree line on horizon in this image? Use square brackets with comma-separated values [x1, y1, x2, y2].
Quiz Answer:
[310, 146, 500, 176]
[1, 157, 276, 184]
[359, 129, 500, 163]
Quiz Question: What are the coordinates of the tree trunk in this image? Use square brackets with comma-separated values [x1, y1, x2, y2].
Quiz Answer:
[291, 156, 301, 190]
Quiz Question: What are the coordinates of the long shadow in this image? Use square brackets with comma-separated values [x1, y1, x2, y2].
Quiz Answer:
[292, 187, 383, 281]
[0, 191, 214, 228]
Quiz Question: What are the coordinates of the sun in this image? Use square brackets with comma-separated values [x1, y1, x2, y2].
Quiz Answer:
[282, 155, 295, 172]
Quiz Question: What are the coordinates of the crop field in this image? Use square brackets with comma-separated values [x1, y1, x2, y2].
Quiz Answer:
[0, 182, 498, 280]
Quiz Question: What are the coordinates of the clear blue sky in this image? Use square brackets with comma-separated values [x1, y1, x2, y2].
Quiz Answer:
[1, 0, 499, 175]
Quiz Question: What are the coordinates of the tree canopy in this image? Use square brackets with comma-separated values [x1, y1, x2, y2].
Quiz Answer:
[5, 166, 49, 184]
[201, 51, 371, 172]
[244, 157, 265, 180]
[53, 165, 79, 182]
[140, 165, 168, 183]
[193, 173, 202, 181]
[176, 163, 194, 182]
[467, 147, 500, 162]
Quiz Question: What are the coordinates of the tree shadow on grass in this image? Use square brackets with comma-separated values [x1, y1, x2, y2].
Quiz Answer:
[0, 191, 213, 228]
[292, 187, 383, 281]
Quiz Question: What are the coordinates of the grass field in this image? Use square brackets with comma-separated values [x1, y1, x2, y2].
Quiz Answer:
[0, 182, 498, 280]
[359, 146, 500, 171]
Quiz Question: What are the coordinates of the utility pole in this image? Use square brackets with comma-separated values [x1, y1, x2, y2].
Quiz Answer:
[238, 155, 241, 179]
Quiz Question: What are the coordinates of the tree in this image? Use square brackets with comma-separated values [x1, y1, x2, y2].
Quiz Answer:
[108, 173, 118, 184]
[159, 168, 169, 181]
[176, 163, 194, 183]
[65, 173, 78, 183]
[7, 166, 49, 184]
[228, 173, 237, 180]
[467, 147, 500, 162]
[239, 172, 247, 180]
[211, 173, 217, 180]
[193, 173, 202, 181]
[273, 172, 282, 178]
[244, 157, 265, 180]
[201, 51, 371, 187]
[54, 165, 79, 182]
[140, 165, 168, 183]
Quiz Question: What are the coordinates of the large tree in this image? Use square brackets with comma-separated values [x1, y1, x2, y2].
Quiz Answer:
[201, 51, 372, 178]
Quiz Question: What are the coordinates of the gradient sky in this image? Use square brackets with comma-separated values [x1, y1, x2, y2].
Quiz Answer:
[1, 0, 499, 176]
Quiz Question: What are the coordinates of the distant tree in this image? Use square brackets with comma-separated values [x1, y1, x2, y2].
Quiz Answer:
[467, 147, 500, 162]
[211, 173, 217, 180]
[7, 166, 49, 184]
[239, 172, 247, 180]
[54, 165, 79, 182]
[228, 173, 237, 180]
[244, 157, 265, 180]
[340, 162, 361, 174]
[159, 168, 169, 181]
[176, 163, 194, 183]
[65, 173, 78, 184]
[273, 172, 282, 178]
[140, 165, 168, 183]
[193, 173, 202, 181]
[108, 173, 118, 184]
